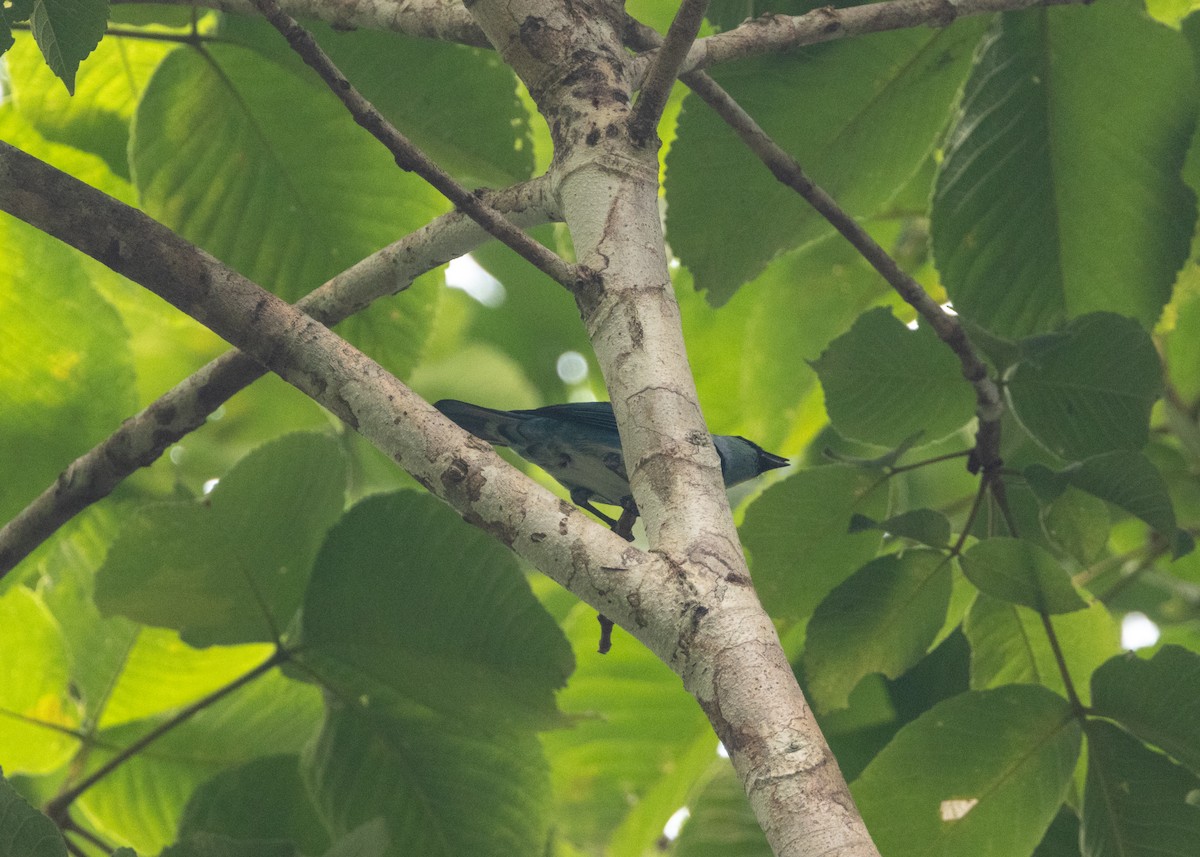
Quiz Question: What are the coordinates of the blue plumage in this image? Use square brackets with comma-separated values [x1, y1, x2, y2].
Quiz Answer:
[435, 399, 788, 525]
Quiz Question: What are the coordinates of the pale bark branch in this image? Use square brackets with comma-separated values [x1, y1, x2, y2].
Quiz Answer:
[0, 141, 659, 629]
[634, 0, 1091, 79]
[248, 0, 581, 292]
[0, 175, 556, 578]
[628, 0, 709, 146]
[464, 1, 879, 854]
[114, 0, 490, 46]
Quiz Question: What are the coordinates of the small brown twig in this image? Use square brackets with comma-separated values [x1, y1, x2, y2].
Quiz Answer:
[628, 0, 710, 146]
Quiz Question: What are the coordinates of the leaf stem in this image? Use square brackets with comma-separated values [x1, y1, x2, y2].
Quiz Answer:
[44, 647, 286, 824]
[1038, 611, 1085, 717]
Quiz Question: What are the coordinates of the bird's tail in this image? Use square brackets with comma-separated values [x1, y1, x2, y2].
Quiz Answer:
[434, 400, 523, 446]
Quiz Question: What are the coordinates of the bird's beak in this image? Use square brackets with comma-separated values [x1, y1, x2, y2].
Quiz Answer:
[760, 450, 790, 471]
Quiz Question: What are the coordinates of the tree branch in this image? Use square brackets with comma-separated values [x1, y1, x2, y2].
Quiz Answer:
[630, 0, 1091, 80]
[113, 0, 490, 47]
[0, 142, 653, 645]
[248, 0, 582, 292]
[0, 176, 556, 579]
[628, 0, 709, 146]
[45, 648, 285, 822]
[463, 1, 879, 853]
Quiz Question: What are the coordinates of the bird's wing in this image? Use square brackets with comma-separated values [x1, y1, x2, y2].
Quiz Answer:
[516, 402, 619, 434]
[434, 399, 525, 446]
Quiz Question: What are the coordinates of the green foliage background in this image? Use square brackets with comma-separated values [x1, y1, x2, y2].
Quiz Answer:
[2, 0, 1200, 855]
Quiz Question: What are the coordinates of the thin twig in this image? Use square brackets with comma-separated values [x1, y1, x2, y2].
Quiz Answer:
[45, 648, 285, 821]
[949, 476, 989, 559]
[9, 23, 220, 46]
[628, 0, 710, 146]
[1039, 612, 1085, 716]
[886, 448, 972, 476]
[249, 0, 581, 291]
[61, 818, 113, 855]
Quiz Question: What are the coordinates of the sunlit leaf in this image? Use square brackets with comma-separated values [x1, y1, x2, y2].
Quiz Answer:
[852, 686, 1080, 857]
[932, 0, 1197, 335]
[541, 604, 715, 855]
[0, 587, 77, 773]
[0, 221, 135, 528]
[130, 45, 443, 377]
[964, 595, 1120, 706]
[95, 433, 347, 646]
[78, 668, 321, 855]
[667, 16, 987, 304]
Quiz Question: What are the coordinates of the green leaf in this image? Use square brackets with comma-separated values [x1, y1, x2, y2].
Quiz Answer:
[179, 755, 331, 855]
[666, 16, 987, 304]
[740, 464, 889, 623]
[1163, 287, 1200, 405]
[1032, 809, 1081, 857]
[540, 605, 715, 855]
[964, 595, 1120, 706]
[848, 508, 953, 549]
[322, 820, 390, 857]
[0, 221, 136, 528]
[129, 45, 444, 377]
[672, 765, 771, 857]
[79, 668, 321, 855]
[1067, 451, 1186, 556]
[28, 0, 108, 94]
[804, 550, 953, 712]
[1039, 486, 1110, 565]
[299, 492, 573, 728]
[1091, 646, 1200, 774]
[1026, 451, 1188, 557]
[0, 587, 79, 773]
[1081, 720, 1200, 857]
[852, 686, 1081, 857]
[303, 698, 550, 857]
[0, 772, 66, 857]
[931, 0, 1197, 336]
[6, 29, 173, 178]
[161, 833, 296, 857]
[811, 308, 976, 447]
[959, 538, 1088, 613]
[95, 433, 347, 646]
[1, 1, 35, 55]
[1006, 313, 1163, 461]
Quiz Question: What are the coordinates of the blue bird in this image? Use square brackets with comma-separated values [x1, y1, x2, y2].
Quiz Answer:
[435, 399, 789, 526]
